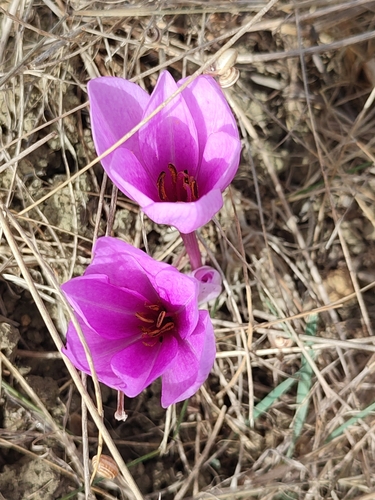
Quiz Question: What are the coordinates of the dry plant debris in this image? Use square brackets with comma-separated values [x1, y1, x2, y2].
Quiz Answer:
[1, 0, 375, 499]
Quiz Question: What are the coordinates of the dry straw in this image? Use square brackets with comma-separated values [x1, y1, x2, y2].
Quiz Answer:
[1, 0, 375, 498]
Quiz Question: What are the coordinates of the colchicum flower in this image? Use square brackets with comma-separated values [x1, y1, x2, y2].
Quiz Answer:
[62, 237, 216, 407]
[191, 266, 222, 304]
[87, 71, 241, 234]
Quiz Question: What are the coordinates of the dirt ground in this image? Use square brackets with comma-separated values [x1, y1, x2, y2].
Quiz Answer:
[1, 0, 375, 499]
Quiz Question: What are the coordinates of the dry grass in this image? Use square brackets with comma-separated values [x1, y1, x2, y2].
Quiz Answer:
[1, 0, 375, 498]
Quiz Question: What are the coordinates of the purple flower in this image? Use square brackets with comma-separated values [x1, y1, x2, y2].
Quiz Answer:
[62, 237, 216, 407]
[87, 71, 241, 234]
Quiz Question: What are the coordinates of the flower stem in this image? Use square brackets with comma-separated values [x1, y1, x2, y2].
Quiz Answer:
[180, 231, 202, 270]
[114, 390, 128, 421]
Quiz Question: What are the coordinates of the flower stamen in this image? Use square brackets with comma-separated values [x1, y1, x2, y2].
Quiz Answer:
[135, 312, 155, 324]
[168, 163, 177, 185]
[141, 321, 174, 338]
[136, 303, 175, 346]
[147, 304, 162, 312]
[157, 163, 199, 203]
[157, 172, 168, 201]
[156, 310, 166, 328]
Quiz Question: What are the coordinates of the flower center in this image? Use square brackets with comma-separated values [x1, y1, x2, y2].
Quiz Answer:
[135, 303, 175, 347]
[157, 163, 199, 203]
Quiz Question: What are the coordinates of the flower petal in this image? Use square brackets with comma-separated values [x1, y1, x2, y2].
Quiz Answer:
[111, 335, 178, 397]
[191, 266, 222, 303]
[142, 188, 224, 233]
[62, 274, 145, 339]
[88, 77, 149, 165]
[153, 268, 199, 339]
[63, 318, 129, 392]
[86, 237, 168, 300]
[178, 75, 239, 155]
[198, 131, 241, 193]
[138, 71, 199, 177]
[161, 311, 215, 407]
[105, 147, 158, 202]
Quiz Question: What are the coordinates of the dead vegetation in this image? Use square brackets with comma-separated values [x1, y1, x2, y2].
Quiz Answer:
[1, 0, 375, 498]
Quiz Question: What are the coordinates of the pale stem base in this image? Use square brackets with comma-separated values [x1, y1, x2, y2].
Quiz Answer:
[114, 390, 128, 421]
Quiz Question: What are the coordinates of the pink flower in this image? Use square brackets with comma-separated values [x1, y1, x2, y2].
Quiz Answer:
[191, 266, 222, 303]
[62, 237, 216, 407]
[88, 71, 241, 233]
